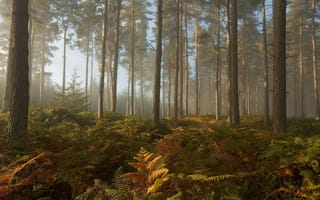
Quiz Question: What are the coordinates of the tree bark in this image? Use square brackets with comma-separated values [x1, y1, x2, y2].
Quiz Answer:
[299, 15, 304, 117]
[184, 3, 189, 116]
[195, 15, 200, 116]
[8, 0, 30, 140]
[173, 0, 180, 123]
[39, 27, 46, 107]
[112, 0, 122, 112]
[311, 0, 319, 119]
[97, 0, 109, 120]
[130, 0, 135, 116]
[272, 0, 287, 133]
[153, 0, 163, 124]
[85, 29, 90, 111]
[179, 0, 183, 116]
[62, 23, 68, 104]
[215, 7, 221, 120]
[262, 0, 269, 127]
[226, 0, 231, 122]
[230, 0, 239, 125]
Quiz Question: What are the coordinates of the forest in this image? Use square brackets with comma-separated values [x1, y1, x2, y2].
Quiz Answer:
[0, 0, 320, 199]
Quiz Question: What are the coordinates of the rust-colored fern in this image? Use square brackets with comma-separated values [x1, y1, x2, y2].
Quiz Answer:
[120, 147, 168, 196]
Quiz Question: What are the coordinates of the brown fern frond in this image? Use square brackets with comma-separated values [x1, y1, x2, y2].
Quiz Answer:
[146, 155, 163, 170]
[128, 162, 146, 172]
[147, 168, 169, 184]
[121, 172, 141, 184]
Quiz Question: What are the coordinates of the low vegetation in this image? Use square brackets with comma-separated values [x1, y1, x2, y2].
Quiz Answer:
[0, 108, 320, 199]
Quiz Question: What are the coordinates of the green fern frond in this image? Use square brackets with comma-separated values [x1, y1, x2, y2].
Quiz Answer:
[147, 176, 169, 194]
[188, 174, 207, 181]
[206, 174, 235, 182]
[300, 184, 320, 192]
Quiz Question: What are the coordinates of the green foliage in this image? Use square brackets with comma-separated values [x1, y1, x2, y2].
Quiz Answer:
[54, 72, 89, 112]
[261, 136, 320, 199]
[288, 118, 320, 135]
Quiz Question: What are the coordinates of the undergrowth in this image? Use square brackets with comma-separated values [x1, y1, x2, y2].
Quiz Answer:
[0, 107, 319, 199]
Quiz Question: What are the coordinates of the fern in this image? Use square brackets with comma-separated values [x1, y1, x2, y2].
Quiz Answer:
[120, 147, 169, 197]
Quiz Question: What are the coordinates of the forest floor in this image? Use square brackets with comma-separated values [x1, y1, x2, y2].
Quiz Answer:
[0, 108, 320, 199]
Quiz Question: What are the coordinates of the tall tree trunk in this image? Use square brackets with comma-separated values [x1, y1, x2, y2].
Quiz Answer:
[126, 69, 131, 116]
[28, 18, 34, 92]
[184, 4, 189, 116]
[215, 7, 221, 120]
[90, 33, 94, 110]
[62, 24, 67, 104]
[272, 0, 287, 133]
[153, 0, 163, 124]
[230, 0, 239, 125]
[179, 0, 183, 116]
[168, 43, 171, 117]
[8, 0, 29, 140]
[262, 0, 269, 127]
[293, 48, 298, 117]
[98, 0, 109, 120]
[112, 0, 122, 112]
[226, 0, 231, 122]
[195, 15, 200, 116]
[85, 29, 90, 111]
[241, 15, 247, 116]
[299, 15, 304, 117]
[130, 0, 135, 116]
[105, 50, 112, 111]
[140, 75, 145, 116]
[173, 0, 180, 123]
[39, 27, 46, 107]
[311, 0, 319, 119]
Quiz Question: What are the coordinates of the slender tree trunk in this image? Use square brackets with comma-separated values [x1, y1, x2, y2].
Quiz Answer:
[28, 19, 34, 92]
[195, 15, 200, 116]
[226, 0, 231, 122]
[112, 0, 122, 112]
[179, 0, 183, 116]
[184, 4, 189, 116]
[126, 69, 131, 116]
[311, 0, 319, 119]
[140, 75, 145, 117]
[173, 0, 180, 123]
[293, 48, 298, 117]
[85, 29, 90, 110]
[8, 0, 29, 140]
[62, 24, 68, 104]
[162, 38, 167, 118]
[241, 15, 247, 116]
[168, 43, 171, 117]
[230, 0, 239, 125]
[98, 0, 109, 120]
[106, 51, 112, 111]
[130, 0, 135, 116]
[215, 7, 221, 120]
[272, 0, 287, 133]
[90, 33, 94, 110]
[39, 27, 46, 107]
[262, 0, 269, 127]
[299, 16, 304, 117]
[153, 0, 163, 124]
